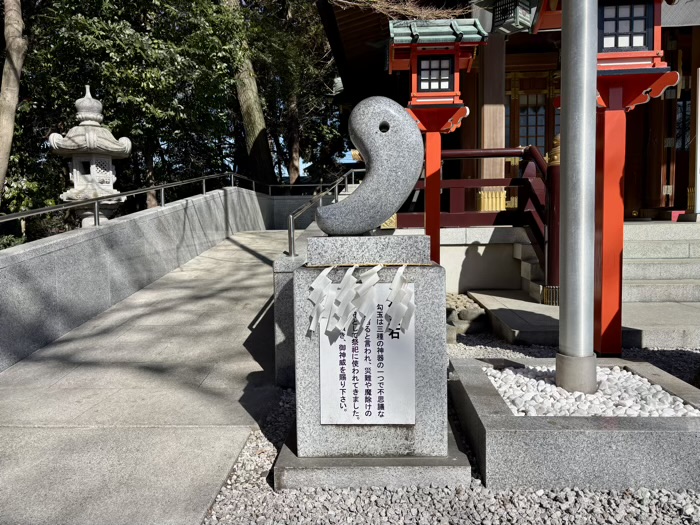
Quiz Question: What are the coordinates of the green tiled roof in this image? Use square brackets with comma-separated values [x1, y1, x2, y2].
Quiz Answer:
[389, 19, 488, 44]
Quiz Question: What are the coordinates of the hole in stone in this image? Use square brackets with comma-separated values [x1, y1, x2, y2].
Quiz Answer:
[379, 121, 390, 133]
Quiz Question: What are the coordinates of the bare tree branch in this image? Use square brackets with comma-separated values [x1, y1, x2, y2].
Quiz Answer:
[329, 0, 471, 19]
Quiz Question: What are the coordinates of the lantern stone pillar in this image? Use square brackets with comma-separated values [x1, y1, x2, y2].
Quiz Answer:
[49, 86, 132, 227]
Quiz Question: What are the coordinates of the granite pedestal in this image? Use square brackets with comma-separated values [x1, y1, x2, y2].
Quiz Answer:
[292, 235, 447, 458]
[450, 357, 700, 490]
[274, 425, 471, 490]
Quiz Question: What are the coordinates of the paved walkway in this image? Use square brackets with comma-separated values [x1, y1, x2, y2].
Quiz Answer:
[0, 231, 287, 525]
[471, 289, 700, 349]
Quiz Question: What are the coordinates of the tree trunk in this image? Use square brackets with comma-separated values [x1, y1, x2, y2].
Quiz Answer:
[0, 0, 28, 203]
[225, 0, 276, 185]
[235, 56, 277, 184]
[286, 93, 301, 185]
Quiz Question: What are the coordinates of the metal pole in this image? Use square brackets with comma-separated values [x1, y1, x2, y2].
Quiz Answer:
[334, 184, 339, 202]
[253, 180, 256, 193]
[202, 179, 206, 195]
[288, 215, 296, 257]
[94, 201, 100, 227]
[230, 173, 234, 187]
[557, 0, 598, 393]
[160, 188, 165, 207]
[694, 67, 700, 214]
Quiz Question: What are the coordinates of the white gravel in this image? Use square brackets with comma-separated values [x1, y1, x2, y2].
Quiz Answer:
[486, 365, 700, 417]
[204, 381, 700, 525]
[449, 333, 700, 384]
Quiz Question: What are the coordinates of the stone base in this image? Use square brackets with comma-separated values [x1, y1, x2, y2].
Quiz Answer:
[294, 263, 447, 457]
[273, 425, 471, 490]
[306, 235, 431, 266]
[555, 352, 597, 394]
[679, 212, 700, 222]
[450, 357, 700, 490]
[273, 255, 307, 388]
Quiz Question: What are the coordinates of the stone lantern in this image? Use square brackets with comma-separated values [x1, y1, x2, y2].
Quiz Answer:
[49, 85, 132, 226]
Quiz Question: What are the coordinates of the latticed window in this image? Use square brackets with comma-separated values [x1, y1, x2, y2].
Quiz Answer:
[94, 157, 112, 184]
[600, 3, 652, 51]
[676, 98, 692, 152]
[418, 57, 453, 92]
[518, 94, 546, 151]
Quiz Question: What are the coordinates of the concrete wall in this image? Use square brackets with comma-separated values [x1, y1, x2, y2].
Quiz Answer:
[0, 187, 272, 372]
[396, 226, 529, 294]
[272, 195, 333, 230]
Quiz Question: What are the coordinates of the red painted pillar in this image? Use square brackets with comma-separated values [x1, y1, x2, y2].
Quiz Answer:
[594, 87, 626, 355]
[425, 131, 442, 263]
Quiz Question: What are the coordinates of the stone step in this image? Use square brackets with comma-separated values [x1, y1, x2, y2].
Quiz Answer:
[528, 279, 543, 303]
[623, 258, 700, 280]
[338, 183, 361, 194]
[623, 279, 700, 302]
[624, 222, 700, 242]
[469, 290, 700, 349]
[520, 258, 544, 282]
[337, 183, 361, 202]
[624, 240, 700, 259]
[513, 243, 536, 261]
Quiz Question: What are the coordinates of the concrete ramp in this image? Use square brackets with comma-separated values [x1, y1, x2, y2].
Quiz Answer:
[0, 231, 286, 525]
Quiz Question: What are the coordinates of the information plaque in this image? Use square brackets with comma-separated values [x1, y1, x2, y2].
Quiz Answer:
[319, 283, 415, 425]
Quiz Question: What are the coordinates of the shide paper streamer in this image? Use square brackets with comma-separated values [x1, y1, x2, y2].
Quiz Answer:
[307, 264, 415, 337]
[307, 266, 335, 333]
[386, 265, 414, 332]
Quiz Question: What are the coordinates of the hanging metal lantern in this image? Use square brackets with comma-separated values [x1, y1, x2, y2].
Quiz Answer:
[492, 0, 534, 34]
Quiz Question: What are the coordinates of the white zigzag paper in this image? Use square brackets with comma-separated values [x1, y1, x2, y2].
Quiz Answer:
[386, 264, 414, 331]
[329, 265, 358, 332]
[353, 265, 383, 329]
[307, 266, 334, 333]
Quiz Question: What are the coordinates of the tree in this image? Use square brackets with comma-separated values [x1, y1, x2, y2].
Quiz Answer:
[3, 0, 244, 215]
[226, 0, 277, 185]
[0, 0, 28, 203]
[247, 0, 346, 184]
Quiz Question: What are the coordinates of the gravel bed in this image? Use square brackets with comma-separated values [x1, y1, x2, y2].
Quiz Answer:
[486, 365, 700, 417]
[449, 334, 700, 385]
[204, 381, 700, 525]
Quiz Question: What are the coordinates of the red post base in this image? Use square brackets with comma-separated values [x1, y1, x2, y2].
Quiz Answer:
[425, 131, 442, 264]
[594, 98, 626, 355]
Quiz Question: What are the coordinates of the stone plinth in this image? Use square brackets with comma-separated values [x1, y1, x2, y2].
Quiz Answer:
[450, 357, 700, 490]
[306, 235, 431, 266]
[273, 255, 306, 388]
[274, 425, 470, 490]
[293, 235, 446, 458]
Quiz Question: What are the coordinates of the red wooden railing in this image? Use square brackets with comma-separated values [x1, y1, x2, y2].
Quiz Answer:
[397, 146, 553, 280]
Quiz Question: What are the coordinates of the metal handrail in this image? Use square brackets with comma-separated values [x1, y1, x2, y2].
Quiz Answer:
[0, 173, 244, 226]
[0, 171, 352, 227]
[287, 169, 365, 257]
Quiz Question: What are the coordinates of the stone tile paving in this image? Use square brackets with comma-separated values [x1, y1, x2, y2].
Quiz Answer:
[0, 232, 286, 525]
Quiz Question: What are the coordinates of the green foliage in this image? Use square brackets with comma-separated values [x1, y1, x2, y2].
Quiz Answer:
[0, 234, 25, 250]
[2, 0, 345, 220]
[246, 0, 347, 182]
[4, 0, 245, 215]
[25, 211, 78, 241]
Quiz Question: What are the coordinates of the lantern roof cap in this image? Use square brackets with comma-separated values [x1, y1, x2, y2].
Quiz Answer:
[389, 19, 488, 45]
[49, 85, 132, 159]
